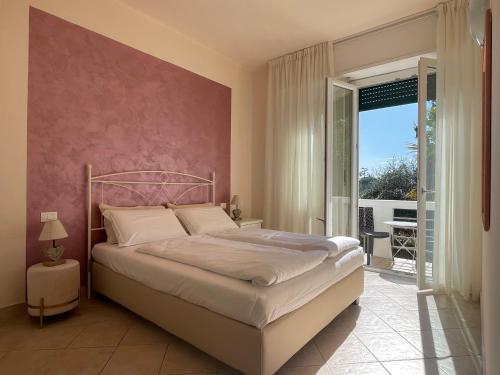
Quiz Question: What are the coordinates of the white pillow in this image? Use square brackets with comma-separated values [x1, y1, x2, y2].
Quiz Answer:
[175, 206, 238, 234]
[166, 202, 214, 209]
[99, 204, 165, 244]
[103, 209, 187, 247]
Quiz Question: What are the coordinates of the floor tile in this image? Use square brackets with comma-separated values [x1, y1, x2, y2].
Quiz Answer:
[72, 304, 137, 326]
[454, 308, 482, 329]
[0, 323, 84, 350]
[0, 349, 53, 375]
[382, 358, 446, 375]
[0, 326, 32, 351]
[314, 333, 376, 365]
[420, 294, 455, 310]
[383, 295, 421, 310]
[466, 328, 482, 353]
[51, 347, 115, 375]
[360, 286, 386, 297]
[0, 347, 113, 375]
[375, 310, 432, 332]
[28, 323, 85, 350]
[276, 364, 333, 375]
[216, 361, 243, 374]
[362, 278, 391, 291]
[438, 356, 482, 375]
[358, 296, 405, 313]
[427, 310, 462, 330]
[0, 304, 33, 329]
[355, 332, 423, 361]
[374, 285, 411, 297]
[399, 329, 480, 358]
[160, 339, 218, 374]
[101, 344, 167, 375]
[395, 281, 419, 291]
[321, 306, 393, 335]
[329, 361, 389, 375]
[387, 294, 453, 311]
[69, 321, 130, 348]
[120, 319, 172, 346]
[284, 341, 324, 368]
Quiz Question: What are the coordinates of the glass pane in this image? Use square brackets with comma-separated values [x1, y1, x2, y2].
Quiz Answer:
[330, 85, 353, 236]
[423, 68, 436, 285]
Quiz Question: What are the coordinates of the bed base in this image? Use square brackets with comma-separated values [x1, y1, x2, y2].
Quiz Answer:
[92, 262, 363, 375]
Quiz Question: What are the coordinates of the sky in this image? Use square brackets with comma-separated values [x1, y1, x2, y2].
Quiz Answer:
[359, 103, 418, 173]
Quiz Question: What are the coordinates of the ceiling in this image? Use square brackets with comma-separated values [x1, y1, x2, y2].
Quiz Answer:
[121, 0, 441, 68]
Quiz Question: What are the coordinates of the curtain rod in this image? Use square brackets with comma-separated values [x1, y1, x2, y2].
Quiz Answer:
[333, 7, 438, 45]
[269, 1, 451, 63]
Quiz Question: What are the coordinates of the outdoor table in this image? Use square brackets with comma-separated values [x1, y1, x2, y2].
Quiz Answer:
[383, 221, 418, 265]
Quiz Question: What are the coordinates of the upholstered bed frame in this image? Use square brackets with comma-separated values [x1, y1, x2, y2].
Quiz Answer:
[87, 165, 364, 375]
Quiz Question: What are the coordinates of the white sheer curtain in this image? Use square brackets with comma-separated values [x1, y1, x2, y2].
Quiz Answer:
[434, 0, 483, 300]
[264, 42, 334, 234]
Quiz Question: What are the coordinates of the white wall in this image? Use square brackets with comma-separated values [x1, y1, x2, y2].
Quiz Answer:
[0, 0, 265, 308]
[482, 3, 500, 374]
[0, 0, 29, 309]
[359, 199, 417, 258]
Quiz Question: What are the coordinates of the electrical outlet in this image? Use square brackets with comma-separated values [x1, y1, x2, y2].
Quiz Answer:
[41, 212, 58, 222]
[220, 202, 227, 209]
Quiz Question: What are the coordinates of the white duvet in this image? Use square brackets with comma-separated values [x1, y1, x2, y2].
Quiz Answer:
[208, 228, 360, 258]
[136, 235, 328, 286]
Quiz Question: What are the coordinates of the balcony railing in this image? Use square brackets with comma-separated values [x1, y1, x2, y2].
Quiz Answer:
[359, 199, 417, 259]
[359, 198, 434, 278]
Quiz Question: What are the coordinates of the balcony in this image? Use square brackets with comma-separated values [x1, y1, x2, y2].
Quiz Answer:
[359, 198, 432, 279]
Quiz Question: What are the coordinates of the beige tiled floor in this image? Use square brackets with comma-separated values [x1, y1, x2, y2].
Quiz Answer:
[0, 270, 481, 375]
[368, 255, 433, 280]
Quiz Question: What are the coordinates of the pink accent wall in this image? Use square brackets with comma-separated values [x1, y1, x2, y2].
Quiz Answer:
[27, 8, 231, 282]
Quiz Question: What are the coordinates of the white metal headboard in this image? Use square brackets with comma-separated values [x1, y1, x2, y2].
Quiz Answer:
[86, 164, 216, 297]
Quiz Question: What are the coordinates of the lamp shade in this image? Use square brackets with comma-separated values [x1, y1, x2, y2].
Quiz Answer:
[38, 219, 68, 241]
[231, 195, 241, 206]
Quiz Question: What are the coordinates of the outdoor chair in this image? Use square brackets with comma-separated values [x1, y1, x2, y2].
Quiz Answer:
[359, 207, 390, 266]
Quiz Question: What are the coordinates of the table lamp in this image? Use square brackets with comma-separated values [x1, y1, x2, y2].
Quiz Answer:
[231, 195, 242, 221]
[38, 219, 68, 267]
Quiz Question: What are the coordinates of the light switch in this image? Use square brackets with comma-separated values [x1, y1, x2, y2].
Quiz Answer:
[41, 212, 58, 222]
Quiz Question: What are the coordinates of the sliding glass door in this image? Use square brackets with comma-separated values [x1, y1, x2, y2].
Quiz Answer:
[417, 58, 437, 289]
[325, 79, 359, 237]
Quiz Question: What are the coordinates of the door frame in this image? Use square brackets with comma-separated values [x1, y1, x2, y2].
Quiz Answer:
[325, 78, 359, 237]
[417, 57, 437, 290]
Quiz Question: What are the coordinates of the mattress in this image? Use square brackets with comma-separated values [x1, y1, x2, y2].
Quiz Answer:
[92, 242, 364, 328]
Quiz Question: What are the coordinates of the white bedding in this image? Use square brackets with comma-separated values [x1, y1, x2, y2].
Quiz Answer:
[135, 235, 328, 286]
[208, 228, 360, 258]
[92, 242, 364, 328]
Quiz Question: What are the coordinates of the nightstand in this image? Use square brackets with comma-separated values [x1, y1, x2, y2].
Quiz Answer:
[27, 259, 80, 327]
[235, 218, 263, 229]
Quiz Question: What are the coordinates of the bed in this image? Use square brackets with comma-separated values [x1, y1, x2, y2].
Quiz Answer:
[87, 165, 364, 375]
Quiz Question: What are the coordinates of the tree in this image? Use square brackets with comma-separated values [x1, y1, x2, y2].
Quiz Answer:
[359, 157, 417, 200]
[359, 167, 377, 196]
[407, 100, 436, 157]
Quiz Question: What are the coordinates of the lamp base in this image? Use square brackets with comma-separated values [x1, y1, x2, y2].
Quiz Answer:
[43, 259, 66, 267]
[232, 208, 242, 221]
[43, 245, 65, 267]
